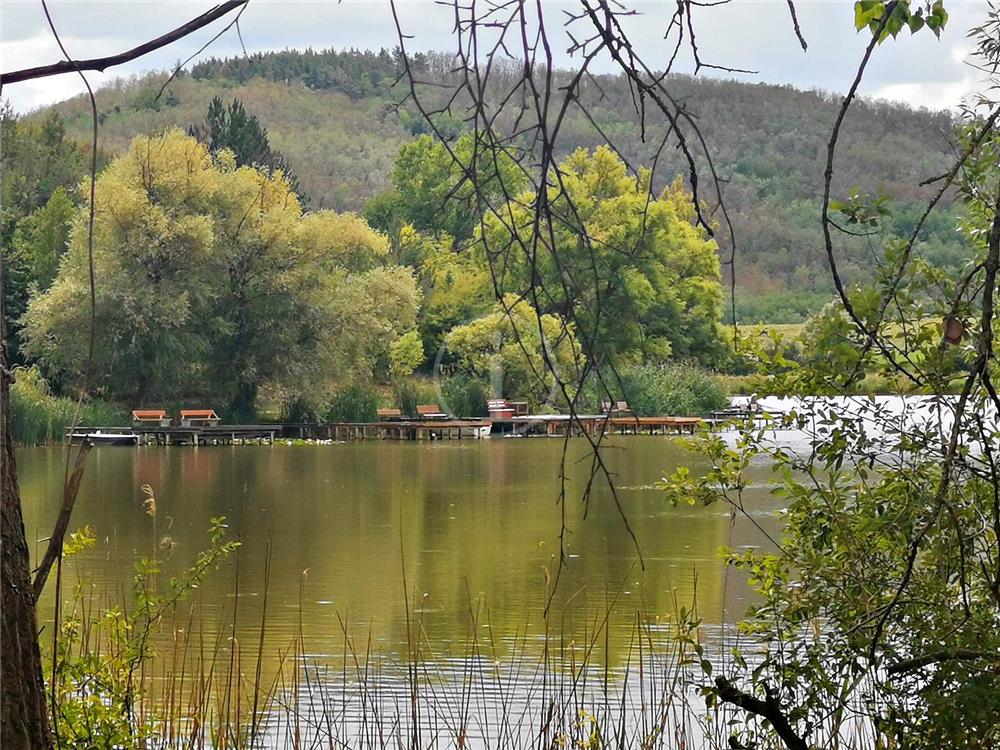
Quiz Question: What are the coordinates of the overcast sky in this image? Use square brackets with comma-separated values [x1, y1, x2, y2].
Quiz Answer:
[1, 1, 993, 114]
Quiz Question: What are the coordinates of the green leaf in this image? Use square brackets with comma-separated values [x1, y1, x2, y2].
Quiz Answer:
[854, 1, 884, 31]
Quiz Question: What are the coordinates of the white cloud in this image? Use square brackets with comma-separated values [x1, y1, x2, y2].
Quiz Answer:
[1, 32, 125, 110]
[1, 1, 995, 113]
[872, 37, 994, 111]
[874, 77, 979, 111]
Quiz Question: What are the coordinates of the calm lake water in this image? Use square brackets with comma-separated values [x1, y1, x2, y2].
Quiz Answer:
[20, 438, 781, 656]
[19, 438, 783, 746]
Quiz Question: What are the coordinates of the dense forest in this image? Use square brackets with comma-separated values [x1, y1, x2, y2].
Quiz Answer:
[29, 47, 965, 323]
[4, 100, 727, 422]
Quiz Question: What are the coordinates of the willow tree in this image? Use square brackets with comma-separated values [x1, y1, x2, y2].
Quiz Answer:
[367, 132, 526, 245]
[485, 147, 725, 367]
[21, 129, 420, 419]
[445, 294, 581, 405]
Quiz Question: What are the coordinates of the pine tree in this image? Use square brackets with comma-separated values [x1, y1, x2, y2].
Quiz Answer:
[189, 97, 301, 197]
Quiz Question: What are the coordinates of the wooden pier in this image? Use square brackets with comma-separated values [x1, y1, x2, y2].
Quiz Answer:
[71, 414, 704, 446]
[70, 425, 278, 446]
[298, 420, 491, 441]
[489, 414, 702, 437]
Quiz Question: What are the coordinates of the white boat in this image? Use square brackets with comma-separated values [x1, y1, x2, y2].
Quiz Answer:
[69, 430, 137, 446]
[461, 424, 492, 439]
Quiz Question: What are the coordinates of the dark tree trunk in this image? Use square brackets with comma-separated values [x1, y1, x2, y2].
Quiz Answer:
[228, 380, 257, 424]
[1, 288, 54, 749]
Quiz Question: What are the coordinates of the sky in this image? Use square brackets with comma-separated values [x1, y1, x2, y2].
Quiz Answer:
[0, 1, 994, 114]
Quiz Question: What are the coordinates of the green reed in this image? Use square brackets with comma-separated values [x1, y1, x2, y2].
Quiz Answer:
[39, 486, 855, 750]
[325, 383, 381, 423]
[45, 516, 738, 750]
[10, 365, 126, 445]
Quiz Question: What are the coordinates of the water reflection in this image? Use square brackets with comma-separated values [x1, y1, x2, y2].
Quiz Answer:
[19, 438, 781, 672]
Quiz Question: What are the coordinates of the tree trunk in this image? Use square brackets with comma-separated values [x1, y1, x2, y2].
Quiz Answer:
[229, 380, 257, 424]
[1, 285, 54, 749]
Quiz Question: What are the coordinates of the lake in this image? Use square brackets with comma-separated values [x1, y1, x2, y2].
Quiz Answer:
[18, 437, 783, 746]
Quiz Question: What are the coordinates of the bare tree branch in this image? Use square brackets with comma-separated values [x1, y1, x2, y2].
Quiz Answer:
[714, 677, 807, 750]
[1, 0, 248, 85]
[31, 443, 91, 601]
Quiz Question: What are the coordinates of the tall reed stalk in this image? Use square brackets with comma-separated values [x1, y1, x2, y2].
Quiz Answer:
[11, 365, 125, 445]
[44, 540, 784, 750]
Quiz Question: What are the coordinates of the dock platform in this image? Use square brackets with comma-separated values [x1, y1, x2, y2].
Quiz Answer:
[70, 425, 279, 446]
[70, 414, 705, 446]
[489, 414, 701, 437]
[304, 420, 491, 441]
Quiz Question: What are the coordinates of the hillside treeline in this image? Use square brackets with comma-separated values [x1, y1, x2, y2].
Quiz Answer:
[34, 48, 966, 322]
[4, 93, 730, 422]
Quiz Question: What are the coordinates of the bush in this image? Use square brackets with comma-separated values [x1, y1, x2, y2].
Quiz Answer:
[728, 291, 830, 324]
[440, 374, 489, 418]
[583, 363, 729, 417]
[10, 366, 126, 445]
[392, 377, 439, 417]
[324, 383, 379, 423]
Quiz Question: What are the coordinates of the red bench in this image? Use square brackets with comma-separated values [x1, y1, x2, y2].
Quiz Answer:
[487, 399, 513, 419]
[132, 409, 171, 426]
[487, 399, 529, 419]
[179, 409, 220, 427]
[416, 404, 449, 420]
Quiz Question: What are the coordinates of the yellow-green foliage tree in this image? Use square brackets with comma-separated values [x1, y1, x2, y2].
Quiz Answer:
[367, 132, 526, 245]
[394, 226, 494, 358]
[485, 146, 725, 366]
[21, 129, 420, 419]
[444, 294, 580, 406]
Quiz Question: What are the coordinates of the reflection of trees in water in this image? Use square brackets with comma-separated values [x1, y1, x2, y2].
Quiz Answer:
[19, 441, 778, 667]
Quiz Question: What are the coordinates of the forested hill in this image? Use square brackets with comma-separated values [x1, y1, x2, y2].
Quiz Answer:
[37, 48, 963, 322]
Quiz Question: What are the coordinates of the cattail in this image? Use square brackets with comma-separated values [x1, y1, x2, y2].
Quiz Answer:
[141, 483, 157, 517]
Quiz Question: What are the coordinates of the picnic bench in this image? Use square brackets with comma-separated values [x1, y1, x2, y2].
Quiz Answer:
[486, 399, 529, 419]
[487, 399, 513, 419]
[179, 409, 220, 427]
[377, 408, 404, 421]
[601, 400, 633, 416]
[710, 405, 753, 420]
[416, 404, 450, 420]
[131, 409, 171, 426]
[711, 395, 767, 423]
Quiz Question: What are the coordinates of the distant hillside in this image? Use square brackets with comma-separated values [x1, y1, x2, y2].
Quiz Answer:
[36, 48, 966, 323]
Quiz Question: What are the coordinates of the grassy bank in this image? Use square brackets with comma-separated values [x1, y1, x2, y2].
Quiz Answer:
[582, 363, 730, 417]
[10, 366, 126, 445]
